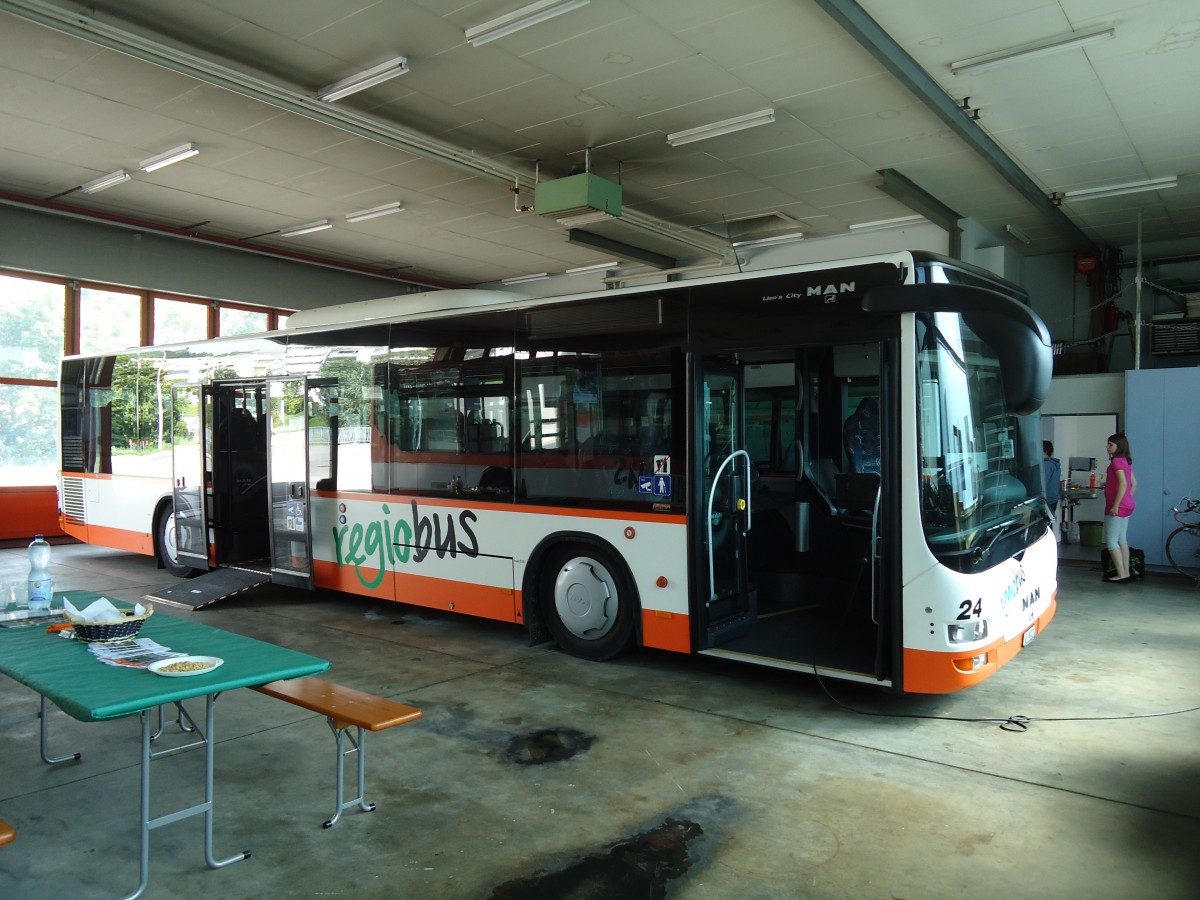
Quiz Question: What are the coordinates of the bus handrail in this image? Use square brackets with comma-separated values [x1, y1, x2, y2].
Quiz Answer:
[871, 482, 882, 625]
[706, 449, 751, 601]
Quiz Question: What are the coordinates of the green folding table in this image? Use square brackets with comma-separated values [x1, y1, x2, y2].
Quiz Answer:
[0, 590, 329, 900]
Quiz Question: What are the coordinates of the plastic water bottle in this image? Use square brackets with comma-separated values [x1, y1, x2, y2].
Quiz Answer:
[27, 534, 52, 613]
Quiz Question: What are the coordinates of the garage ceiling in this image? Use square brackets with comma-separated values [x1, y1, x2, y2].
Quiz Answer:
[0, 0, 1196, 289]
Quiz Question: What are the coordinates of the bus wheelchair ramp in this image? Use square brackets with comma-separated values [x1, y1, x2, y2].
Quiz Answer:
[145, 567, 271, 610]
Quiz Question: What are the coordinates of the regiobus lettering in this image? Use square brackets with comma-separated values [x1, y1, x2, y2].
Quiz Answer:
[58, 250, 1059, 694]
[333, 501, 480, 588]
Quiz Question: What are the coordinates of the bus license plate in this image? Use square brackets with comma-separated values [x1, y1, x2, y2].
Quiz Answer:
[1022, 624, 1037, 647]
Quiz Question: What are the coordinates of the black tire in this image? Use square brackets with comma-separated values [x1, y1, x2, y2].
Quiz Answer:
[1165, 526, 1200, 582]
[539, 543, 636, 661]
[156, 503, 201, 578]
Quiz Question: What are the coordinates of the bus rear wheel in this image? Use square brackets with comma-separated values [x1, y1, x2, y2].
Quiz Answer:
[156, 505, 200, 578]
[540, 544, 636, 661]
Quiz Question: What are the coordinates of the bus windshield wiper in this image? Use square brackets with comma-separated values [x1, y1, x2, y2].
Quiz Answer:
[1010, 496, 1055, 529]
[969, 518, 1020, 564]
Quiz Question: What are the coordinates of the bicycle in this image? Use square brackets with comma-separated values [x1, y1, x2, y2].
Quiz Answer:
[1165, 496, 1200, 585]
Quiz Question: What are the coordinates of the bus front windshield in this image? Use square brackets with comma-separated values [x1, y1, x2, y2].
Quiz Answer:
[916, 312, 1049, 571]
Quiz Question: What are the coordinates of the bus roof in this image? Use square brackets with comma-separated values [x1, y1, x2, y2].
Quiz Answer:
[283, 288, 529, 331]
[283, 250, 926, 333]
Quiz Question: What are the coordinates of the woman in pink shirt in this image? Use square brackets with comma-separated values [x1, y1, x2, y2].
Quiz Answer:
[1103, 433, 1137, 583]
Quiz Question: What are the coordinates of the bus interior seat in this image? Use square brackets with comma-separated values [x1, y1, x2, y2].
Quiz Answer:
[835, 472, 880, 515]
[842, 398, 880, 474]
[477, 465, 513, 496]
[228, 406, 263, 452]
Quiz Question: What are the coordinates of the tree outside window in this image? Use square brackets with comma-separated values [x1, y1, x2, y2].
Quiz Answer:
[0, 274, 66, 485]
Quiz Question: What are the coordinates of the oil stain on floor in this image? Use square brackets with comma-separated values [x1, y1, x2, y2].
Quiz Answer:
[504, 727, 594, 765]
[488, 815, 704, 899]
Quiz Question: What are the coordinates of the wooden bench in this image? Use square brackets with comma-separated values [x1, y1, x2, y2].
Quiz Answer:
[0, 817, 15, 846]
[252, 677, 422, 828]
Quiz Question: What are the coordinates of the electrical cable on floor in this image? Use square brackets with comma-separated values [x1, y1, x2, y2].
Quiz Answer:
[811, 665, 1200, 732]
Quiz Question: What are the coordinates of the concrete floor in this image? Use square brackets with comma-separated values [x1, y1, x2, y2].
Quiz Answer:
[1, 541, 1198, 900]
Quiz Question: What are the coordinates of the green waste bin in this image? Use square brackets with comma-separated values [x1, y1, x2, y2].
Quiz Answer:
[1079, 521, 1103, 547]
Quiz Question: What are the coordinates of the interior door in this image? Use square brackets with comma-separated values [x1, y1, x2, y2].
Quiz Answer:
[170, 384, 210, 570]
[697, 357, 755, 644]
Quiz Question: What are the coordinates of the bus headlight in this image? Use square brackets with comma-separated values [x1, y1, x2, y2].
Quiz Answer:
[947, 620, 989, 643]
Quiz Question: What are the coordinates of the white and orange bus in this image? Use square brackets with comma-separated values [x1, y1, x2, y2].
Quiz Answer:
[58, 251, 1057, 693]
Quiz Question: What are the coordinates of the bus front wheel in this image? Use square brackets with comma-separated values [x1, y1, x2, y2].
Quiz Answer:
[540, 544, 636, 662]
[156, 505, 200, 578]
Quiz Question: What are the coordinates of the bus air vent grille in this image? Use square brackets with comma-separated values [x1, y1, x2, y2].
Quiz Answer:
[61, 476, 86, 524]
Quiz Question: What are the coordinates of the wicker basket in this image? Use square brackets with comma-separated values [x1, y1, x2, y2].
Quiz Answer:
[65, 605, 153, 643]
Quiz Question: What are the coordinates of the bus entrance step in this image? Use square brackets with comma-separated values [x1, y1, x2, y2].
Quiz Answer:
[144, 567, 271, 610]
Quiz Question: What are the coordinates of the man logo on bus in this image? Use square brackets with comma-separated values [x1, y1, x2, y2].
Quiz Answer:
[808, 282, 855, 302]
[333, 500, 480, 589]
[761, 282, 855, 304]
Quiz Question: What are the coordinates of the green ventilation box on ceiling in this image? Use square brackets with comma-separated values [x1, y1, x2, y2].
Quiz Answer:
[534, 173, 622, 218]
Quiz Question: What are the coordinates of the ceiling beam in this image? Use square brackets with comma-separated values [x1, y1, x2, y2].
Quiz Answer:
[877, 169, 962, 257]
[567, 230, 676, 269]
[812, 0, 1100, 253]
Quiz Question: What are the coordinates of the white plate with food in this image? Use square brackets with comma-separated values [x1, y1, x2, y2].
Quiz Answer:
[148, 656, 224, 677]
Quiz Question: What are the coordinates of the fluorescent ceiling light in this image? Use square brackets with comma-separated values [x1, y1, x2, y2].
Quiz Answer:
[951, 26, 1115, 75]
[731, 231, 804, 249]
[318, 56, 409, 102]
[466, 0, 589, 47]
[566, 260, 619, 275]
[345, 201, 404, 223]
[502, 272, 549, 285]
[279, 219, 332, 237]
[556, 210, 616, 228]
[848, 214, 926, 231]
[1005, 224, 1032, 245]
[80, 169, 131, 193]
[1061, 176, 1177, 201]
[667, 109, 775, 147]
[138, 143, 198, 173]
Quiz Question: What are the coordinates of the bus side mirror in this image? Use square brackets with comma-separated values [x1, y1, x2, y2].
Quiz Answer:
[863, 284, 1052, 416]
[961, 309, 1051, 415]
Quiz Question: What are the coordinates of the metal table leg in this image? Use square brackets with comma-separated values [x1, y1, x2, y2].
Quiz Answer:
[323, 721, 375, 829]
[0, 697, 80, 765]
[39, 695, 82, 764]
[203, 693, 251, 869]
[121, 694, 250, 900]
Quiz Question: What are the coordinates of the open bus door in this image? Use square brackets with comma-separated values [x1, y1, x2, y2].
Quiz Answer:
[265, 377, 338, 589]
[696, 357, 756, 645]
[169, 384, 211, 570]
